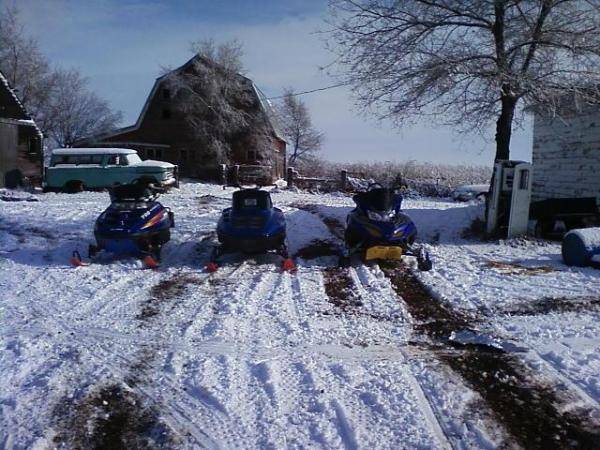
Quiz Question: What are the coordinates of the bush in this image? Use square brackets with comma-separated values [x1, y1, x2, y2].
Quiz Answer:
[292, 158, 491, 197]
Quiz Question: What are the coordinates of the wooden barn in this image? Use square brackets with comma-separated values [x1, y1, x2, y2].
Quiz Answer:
[0, 71, 43, 188]
[529, 97, 600, 234]
[77, 55, 286, 182]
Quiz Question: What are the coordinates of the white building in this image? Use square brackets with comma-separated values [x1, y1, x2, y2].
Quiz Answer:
[532, 101, 600, 202]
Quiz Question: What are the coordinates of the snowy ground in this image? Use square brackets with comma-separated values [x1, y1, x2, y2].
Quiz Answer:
[1, 183, 598, 449]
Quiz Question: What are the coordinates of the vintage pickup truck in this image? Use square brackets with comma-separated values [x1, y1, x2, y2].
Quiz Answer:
[43, 148, 178, 192]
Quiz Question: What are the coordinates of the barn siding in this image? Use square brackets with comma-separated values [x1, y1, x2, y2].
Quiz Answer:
[532, 107, 600, 202]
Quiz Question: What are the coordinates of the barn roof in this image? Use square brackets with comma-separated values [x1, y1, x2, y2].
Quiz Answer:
[89, 54, 286, 144]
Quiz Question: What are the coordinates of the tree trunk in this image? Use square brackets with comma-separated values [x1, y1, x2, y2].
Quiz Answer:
[494, 94, 517, 161]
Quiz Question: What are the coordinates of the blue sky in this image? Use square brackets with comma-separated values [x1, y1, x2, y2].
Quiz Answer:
[15, 0, 533, 166]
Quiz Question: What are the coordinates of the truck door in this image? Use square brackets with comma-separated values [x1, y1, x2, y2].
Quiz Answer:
[104, 154, 128, 186]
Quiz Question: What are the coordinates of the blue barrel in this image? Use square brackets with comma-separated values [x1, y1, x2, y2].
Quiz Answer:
[562, 228, 600, 267]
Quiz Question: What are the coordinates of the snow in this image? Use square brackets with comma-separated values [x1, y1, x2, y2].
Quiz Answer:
[1, 182, 598, 448]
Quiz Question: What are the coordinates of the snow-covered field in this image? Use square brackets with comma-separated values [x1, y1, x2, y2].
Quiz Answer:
[1, 183, 598, 449]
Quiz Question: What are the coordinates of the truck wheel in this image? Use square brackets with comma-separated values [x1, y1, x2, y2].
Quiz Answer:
[136, 177, 156, 187]
[65, 180, 84, 193]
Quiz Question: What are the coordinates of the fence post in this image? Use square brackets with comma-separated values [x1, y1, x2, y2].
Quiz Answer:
[287, 167, 295, 188]
[340, 169, 348, 191]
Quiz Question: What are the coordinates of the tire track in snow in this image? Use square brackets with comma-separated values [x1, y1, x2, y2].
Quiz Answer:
[380, 262, 600, 449]
[11, 262, 255, 447]
[357, 264, 460, 448]
[61, 269, 253, 447]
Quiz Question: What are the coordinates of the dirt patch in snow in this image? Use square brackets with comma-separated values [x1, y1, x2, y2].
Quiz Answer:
[295, 239, 341, 260]
[484, 260, 555, 275]
[321, 267, 403, 322]
[441, 350, 600, 449]
[500, 296, 600, 316]
[381, 263, 600, 449]
[139, 273, 203, 319]
[53, 384, 174, 449]
[380, 264, 473, 339]
[323, 267, 363, 311]
[291, 203, 345, 239]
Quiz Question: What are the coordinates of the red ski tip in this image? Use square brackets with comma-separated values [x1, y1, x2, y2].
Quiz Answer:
[142, 255, 160, 269]
[282, 258, 296, 272]
[70, 251, 88, 267]
[206, 262, 219, 273]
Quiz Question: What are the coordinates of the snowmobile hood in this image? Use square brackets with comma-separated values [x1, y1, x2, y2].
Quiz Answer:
[95, 201, 171, 236]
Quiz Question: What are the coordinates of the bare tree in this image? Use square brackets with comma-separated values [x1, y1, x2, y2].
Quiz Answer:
[189, 38, 246, 74]
[328, 0, 600, 161]
[0, 6, 121, 147]
[0, 6, 56, 131]
[164, 40, 275, 165]
[278, 88, 324, 166]
[47, 69, 122, 147]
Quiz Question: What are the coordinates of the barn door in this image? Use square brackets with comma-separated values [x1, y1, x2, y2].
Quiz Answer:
[507, 163, 533, 237]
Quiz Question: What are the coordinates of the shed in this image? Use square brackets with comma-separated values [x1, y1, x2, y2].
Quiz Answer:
[0, 70, 43, 188]
[530, 97, 600, 233]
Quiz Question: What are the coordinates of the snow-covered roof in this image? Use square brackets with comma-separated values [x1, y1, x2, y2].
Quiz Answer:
[252, 84, 286, 142]
[0, 70, 43, 138]
[51, 147, 137, 155]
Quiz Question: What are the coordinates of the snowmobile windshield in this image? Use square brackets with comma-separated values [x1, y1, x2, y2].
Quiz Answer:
[356, 188, 395, 212]
[112, 201, 150, 210]
[110, 184, 153, 203]
[232, 190, 272, 210]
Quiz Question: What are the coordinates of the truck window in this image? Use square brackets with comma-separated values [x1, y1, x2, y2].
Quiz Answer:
[125, 154, 142, 165]
[107, 155, 121, 165]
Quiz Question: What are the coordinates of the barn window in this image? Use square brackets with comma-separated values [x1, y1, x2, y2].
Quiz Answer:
[156, 149, 163, 159]
[162, 88, 171, 100]
[162, 108, 171, 119]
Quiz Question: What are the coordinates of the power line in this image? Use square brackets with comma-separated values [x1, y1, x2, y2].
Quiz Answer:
[266, 82, 348, 100]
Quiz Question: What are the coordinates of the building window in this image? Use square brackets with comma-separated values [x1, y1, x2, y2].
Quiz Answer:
[162, 88, 171, 100]
[519, 170, 530, 190]
[162, 108, 171, 119]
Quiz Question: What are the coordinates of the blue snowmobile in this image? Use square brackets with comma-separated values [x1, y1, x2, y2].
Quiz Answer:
[207, 188, 294, 271]
[344, 183, 432, 271]
[86, 182, 174, 265]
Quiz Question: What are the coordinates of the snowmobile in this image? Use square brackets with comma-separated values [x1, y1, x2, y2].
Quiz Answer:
[74, 182, 174, 268]
[206, 188, 295, 272]
[344, 183, 432, 271]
